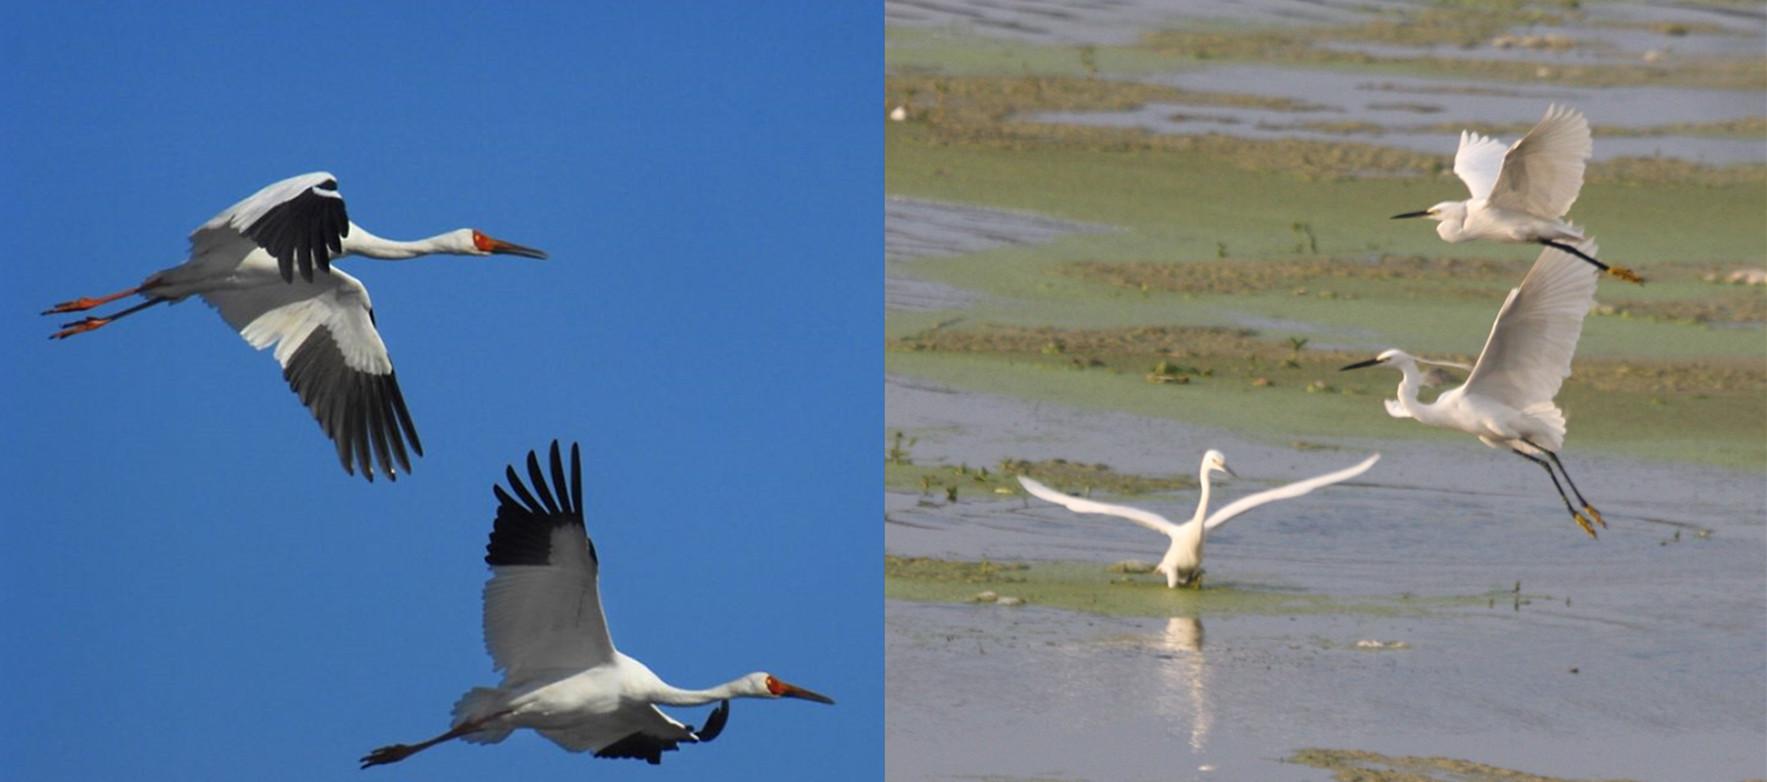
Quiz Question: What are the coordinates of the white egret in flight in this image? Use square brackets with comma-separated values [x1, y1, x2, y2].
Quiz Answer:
[1341, 240, 1607, 537]
[1017, 451, 1380, 588]
[360, 441, 833, 769]
[42, 172, 548, 481]
[1391, 104, 1642, 284]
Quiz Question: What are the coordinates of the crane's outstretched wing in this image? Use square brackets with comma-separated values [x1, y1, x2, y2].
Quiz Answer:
[536, 700, 730, 764]
[1452, 129, 1509, 201]
[199, 268, 421, 481]
[1017, 476, 1183, 535]
[1202, 454, 1379, 531]
[481, 442, 616, 680]
[1462, 240, 1598, 411]
[1486, 104, 1590, 218]
[191, 171, 350, 283]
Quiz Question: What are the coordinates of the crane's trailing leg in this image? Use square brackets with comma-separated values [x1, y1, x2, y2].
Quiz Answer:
[1538, 240, 1643, 285]
[1525, 440, 1605, 529]
[360, 712, 508, 769]
[1511, 448, 1597, 538]
[48, 299, 165, 340]
[41, 284, 145, 315]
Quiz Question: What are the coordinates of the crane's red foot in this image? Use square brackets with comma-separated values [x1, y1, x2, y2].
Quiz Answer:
[42, 288, 139, 314]
[50, 317, 111, 340]
[360, 744, 418, 769]
[1606, 266, 1644, 285]
[1571, 511, 1598, 539]
[1583, 503, 1607, 529]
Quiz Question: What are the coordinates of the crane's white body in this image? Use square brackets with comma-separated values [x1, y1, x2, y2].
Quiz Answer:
[47, 171, 545, 481]
[1018, 451, 1380, 587]
[1404, 104, 1591, 246]
[361, 443, 830, 768]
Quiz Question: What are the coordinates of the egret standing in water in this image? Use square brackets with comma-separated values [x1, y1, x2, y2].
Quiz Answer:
[1017, 451, 1380, 588]
[1392, 104, 1642, 284]
[1341, 240, 1607, 537]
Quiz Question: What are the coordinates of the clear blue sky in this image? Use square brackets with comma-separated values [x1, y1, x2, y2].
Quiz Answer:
[1, 3, 877, 779]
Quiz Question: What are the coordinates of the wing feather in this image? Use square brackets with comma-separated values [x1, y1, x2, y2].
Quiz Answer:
[191, 172, 351, 283]
[1462, 240, 1598, 411]
[199, 269, 421, 481]
[1017, 476, 1183, 535]
[1453, 130, 1509, 200]
[1487, 104, 1591, 217]
[1203, 454, 1379, 531]
[482, 442, 615, 678]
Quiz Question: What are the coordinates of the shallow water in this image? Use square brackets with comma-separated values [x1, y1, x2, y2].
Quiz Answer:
[885, 376, 1766, 781]
[885, 197, 1111, 311]
[885, 0, 1406, 46]
[1030, 65, 1767, 166]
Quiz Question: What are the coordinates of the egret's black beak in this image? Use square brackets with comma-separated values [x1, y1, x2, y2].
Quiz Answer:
[1391, 210, 1431, 220]
[1340, 358, 1382, 371]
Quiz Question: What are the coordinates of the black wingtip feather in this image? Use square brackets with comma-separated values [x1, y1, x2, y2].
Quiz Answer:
[485, 441, 587, 567]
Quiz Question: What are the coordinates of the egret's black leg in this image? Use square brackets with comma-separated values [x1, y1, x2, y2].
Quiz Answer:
[1539, 240, 1644, 284]
[1523, 440, 1605, 529]
[48, 298, 167, 340]
[1510, 447, 1597, 538]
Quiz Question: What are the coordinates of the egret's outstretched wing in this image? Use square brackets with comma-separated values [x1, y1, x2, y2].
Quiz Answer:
[191, 171, 350, 283]
[481, 442, 616, 680]
[1462, 240, 1598, 410]
[1017, 476, 1183, 535]
[199, 268, 421, 481]
[1452, 130, 1509, 200]
[1487, 104, 1590, 218]
[1202, 454, 1379, 531]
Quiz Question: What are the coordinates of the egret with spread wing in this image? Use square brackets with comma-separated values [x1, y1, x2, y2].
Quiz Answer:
[1392, 104, 1641, 284]
[42, 172, 548, 481]
[360, 441, 833, 769]
[1341, 240, 1607, 537]
[1018, 451, 1380, 588]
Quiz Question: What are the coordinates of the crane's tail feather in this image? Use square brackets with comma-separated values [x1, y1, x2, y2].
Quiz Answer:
[451, 687, 514, 745]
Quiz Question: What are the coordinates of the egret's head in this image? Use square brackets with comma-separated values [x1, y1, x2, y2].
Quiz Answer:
[1201, 449, 1237, 479]
[741, 673, 836, 704]
[454, 228, 549, 259]
[1339, 349, 1412, 372]
[1391, 201, 1462, 223]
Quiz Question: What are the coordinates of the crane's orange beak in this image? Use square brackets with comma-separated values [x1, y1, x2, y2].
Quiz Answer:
[768, 677, 836, 704]
[472, 230, 549, 259]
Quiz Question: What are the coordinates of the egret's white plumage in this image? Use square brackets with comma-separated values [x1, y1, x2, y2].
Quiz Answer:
[1394, 104, 1641, 284]
[1018, 451, 1380, 587]
[360, 442, 833, 769]
[1341, 240, 1608, 536]
[43, 172, 548, 481]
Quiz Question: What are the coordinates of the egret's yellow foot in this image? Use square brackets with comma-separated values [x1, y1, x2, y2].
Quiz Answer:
[1583, 503, 1607, 529]
[1606, 266, 1644, 284]
[1572, 511, 1598, 539]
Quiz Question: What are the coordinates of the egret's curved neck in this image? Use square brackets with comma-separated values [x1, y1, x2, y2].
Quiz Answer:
[1191, 465, 1213, 527]
[1394, 361, 1426, 415]
[341, 224, 462, 260]
[649, 678, 748, 707]
[1436, 204, 1470, 242]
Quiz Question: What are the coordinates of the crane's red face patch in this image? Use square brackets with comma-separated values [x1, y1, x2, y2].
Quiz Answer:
[472, 230, 495, 252]
[765, 676, 786, 696]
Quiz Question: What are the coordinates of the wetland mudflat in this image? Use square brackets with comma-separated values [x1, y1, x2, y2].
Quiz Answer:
[886, 1, 1765, 778]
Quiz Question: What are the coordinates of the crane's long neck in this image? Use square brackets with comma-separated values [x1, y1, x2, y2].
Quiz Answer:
[649, 678, 750, 707]
[341, 223, 463, 260]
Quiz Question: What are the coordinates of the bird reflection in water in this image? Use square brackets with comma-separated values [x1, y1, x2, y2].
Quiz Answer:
[1151, 616, 1211, 755]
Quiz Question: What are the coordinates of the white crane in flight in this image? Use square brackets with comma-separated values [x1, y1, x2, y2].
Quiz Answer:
[41, 172, 548, 481]
[360, 441, 834, 769]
